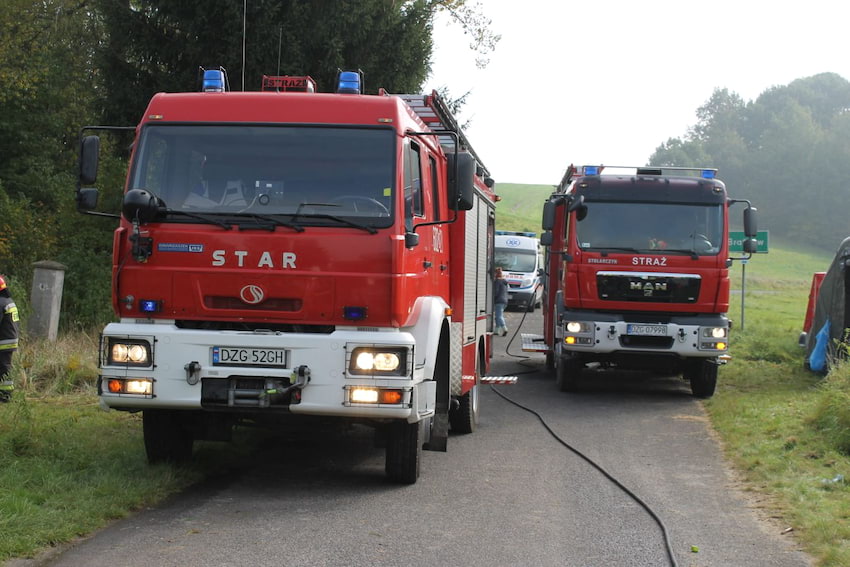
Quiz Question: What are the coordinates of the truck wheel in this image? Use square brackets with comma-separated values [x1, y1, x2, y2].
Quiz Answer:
[143, 410, 194, 464]
[556, 356, 582, 392]
[450, 383, 479, 434]
[687, 359, 718, 398]
[385, 420, 422, 484]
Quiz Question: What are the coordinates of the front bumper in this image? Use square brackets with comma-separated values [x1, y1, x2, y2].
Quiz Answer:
[97, 322, 434, 422]
[557, 312, 729, 359]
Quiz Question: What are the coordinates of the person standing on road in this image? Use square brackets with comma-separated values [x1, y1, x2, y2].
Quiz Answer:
[494, 267, 509, 337]
[0, 275, 19, 403]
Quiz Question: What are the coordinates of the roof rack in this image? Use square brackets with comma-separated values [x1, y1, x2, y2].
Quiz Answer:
[396, 91, 490, 178]
[558, 164, 718, 190]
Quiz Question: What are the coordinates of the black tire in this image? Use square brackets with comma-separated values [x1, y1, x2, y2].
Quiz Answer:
[556, 355, 582, 392]
[385, 420, 422, 484]
[449, 384, 479, 434]
[686, 359, 718, 398]
[545, 351, 555, 372]
[143, 410, 194, 464]
[526, 300, 535, 312]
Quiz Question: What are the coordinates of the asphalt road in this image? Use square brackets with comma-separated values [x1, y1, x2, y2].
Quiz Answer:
[20, 310, 813, 567]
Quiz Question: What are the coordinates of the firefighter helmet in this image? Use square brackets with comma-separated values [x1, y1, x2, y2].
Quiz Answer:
[0, 275, 6, 292]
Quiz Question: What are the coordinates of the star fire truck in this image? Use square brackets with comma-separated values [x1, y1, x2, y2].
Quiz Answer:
[525, 165, 757, 398]
[75, 69, 499, 483]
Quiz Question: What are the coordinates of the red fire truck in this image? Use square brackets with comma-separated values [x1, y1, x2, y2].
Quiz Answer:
[75, 69, 498, 483]
[526, 165, 757, 398]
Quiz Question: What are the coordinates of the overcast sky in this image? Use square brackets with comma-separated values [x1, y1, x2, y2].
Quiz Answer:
[427, 0, 850, 185]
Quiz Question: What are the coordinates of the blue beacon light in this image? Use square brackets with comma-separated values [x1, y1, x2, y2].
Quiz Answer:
[139, 299, 160, 313]
[701, 169, 716, 179]
[337, 71, 362, 94]
[202, 70, 226, 92]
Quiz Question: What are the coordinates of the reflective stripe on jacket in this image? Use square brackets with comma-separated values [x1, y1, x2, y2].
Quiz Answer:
[0, 297, 19, 350]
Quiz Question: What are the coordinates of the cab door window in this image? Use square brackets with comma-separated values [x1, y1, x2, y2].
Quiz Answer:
[404, 140, 423, 229]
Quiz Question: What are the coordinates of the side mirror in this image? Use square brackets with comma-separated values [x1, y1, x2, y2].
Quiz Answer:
[542, 201, 556, 231]
[743, 206, 758, 237]
[540, 231, 553, 246]
[79, 135, 100, 186]
[77, 188, 99, 211]
[122, 189, 161, 223]
[447, 151, 475, 211]
[405, 231, 420, 248]
[743, 238, 758, 254]
[567, 194, 585, 213]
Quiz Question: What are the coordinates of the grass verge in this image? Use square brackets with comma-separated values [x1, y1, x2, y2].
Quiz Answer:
[1, 243, 849, 565]
[708, 244, 850, 566]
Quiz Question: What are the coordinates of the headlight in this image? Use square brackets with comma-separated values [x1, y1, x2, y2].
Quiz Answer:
[565, 321, 592, 333]
[348, 346, 409, 377]
[105, 338, 152, 367]
[563, 321, 594, 346]
[104, 377, 154, 396]
[699, 326, 729, 350]
[347, 386, 408, 405]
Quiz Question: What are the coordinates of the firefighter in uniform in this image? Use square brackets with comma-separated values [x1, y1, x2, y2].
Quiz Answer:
[0, 275, 19, 402]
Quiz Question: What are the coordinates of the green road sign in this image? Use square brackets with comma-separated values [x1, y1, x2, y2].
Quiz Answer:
[729, 230, 769, 253]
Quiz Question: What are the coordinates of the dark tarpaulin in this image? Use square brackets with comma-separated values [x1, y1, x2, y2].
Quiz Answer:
[805, 236, 850, 372]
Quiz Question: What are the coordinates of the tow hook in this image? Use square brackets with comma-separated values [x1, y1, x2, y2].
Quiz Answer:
[265, 364, 311, 397]
[184, 361, 202, 385]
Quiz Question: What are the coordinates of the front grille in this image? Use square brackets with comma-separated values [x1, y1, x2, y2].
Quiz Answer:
[597, 272, 700, 303]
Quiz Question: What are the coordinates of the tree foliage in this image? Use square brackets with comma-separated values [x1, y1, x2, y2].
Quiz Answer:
[0, 0, 496, 330]
[650, 73, 850, 252]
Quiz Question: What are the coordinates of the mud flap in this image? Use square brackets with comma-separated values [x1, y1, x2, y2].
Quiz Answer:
[424, 407, 448, 452]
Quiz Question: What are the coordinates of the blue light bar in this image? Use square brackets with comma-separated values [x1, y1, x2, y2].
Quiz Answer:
[343, 306, 367, 320]
[701, 169, 716, 179]
[337, 71, 361, 94]
[583, 166, 600, 176]
[139, 299, 160, 313]
[202, 70, 225, 92]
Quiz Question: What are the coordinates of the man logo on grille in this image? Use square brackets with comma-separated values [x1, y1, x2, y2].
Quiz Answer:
[240, 284, 265, 304]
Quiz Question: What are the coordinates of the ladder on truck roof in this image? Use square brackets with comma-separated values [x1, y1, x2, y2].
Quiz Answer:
[396, 92, 490, 179]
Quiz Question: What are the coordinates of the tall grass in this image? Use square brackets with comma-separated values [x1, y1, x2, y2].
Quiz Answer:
[0, 335, 254, 561]
[711, 241, 850, 566]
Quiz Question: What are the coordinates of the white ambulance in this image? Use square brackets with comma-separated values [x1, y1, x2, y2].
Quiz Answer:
[495, 231, 543, 311]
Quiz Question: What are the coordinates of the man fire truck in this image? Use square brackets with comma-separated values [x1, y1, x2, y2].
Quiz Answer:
[527, 165, 757, 398]
[75, 68, 498, 483]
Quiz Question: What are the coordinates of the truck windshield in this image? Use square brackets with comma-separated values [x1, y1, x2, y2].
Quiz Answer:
[576, 202, 724, 255]
[495, 249, 538, 272]
[128, 125, 395, 227]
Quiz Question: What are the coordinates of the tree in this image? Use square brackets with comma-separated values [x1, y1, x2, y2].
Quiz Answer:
[0, 0, 103, 317]
[650, 74, 850, 253]
[94, 0, 497, 126]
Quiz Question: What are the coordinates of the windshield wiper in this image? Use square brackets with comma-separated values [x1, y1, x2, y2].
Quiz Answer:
[164, 209, 232, 230]
[291, 202, 377, 234]
[594, 246, 642, 255]
[300, 213, 377, 234]
[235, 213, 304, 232]
[661, 248, 700, 259]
